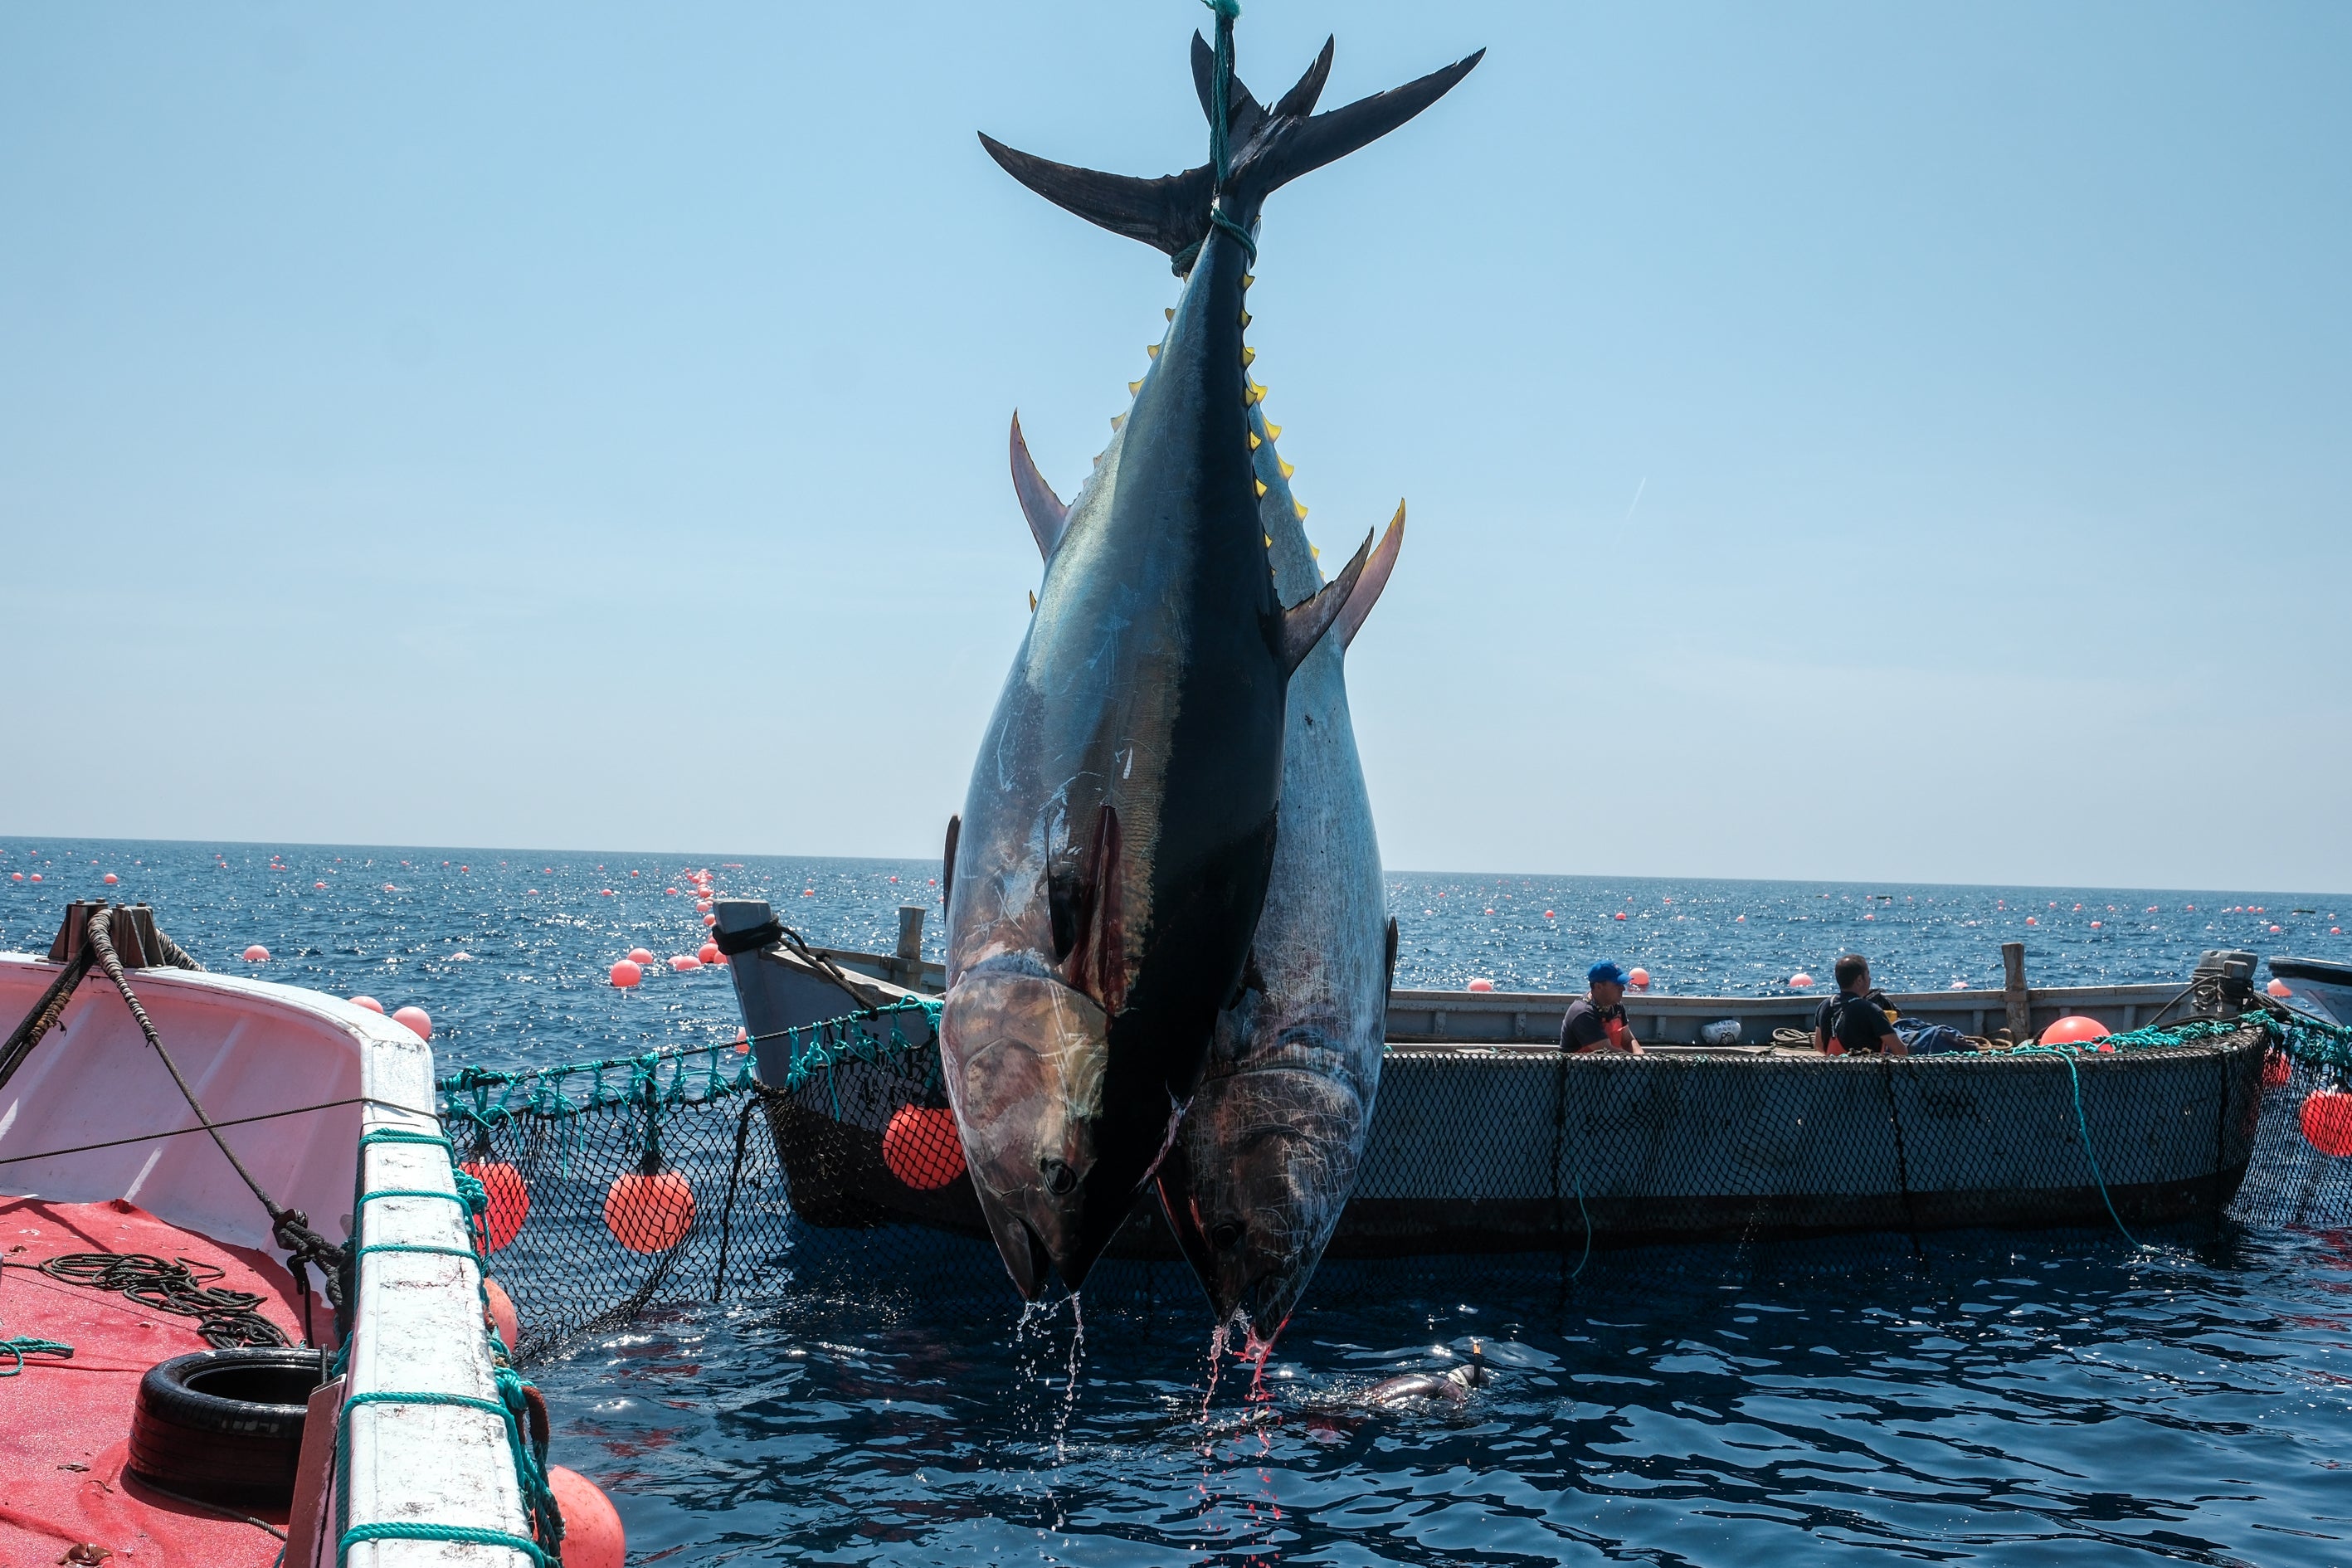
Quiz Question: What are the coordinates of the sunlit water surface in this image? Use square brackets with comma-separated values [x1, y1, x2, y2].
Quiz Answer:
[4, 839, 2348, 1565]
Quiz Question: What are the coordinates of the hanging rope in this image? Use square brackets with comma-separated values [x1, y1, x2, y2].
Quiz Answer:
[1198, 0, 1258, 267]
[79, 906, 349, 1314]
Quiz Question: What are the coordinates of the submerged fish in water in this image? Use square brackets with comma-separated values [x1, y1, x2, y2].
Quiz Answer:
[945, 22, 1479, 1300]
[1012, 414, 1400, 1345]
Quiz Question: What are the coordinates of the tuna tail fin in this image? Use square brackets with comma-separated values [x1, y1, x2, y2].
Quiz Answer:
[1009, 412, 1069, 559]
[1334, 501, 1405, 650]
[981, 35, 1481, 266]
[1236, 47, 1485, 206]
[977, 134, 1215, 261]
[1276, 527, 1374, 676]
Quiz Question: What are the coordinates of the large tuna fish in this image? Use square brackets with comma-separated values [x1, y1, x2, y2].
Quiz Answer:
[1012, 413, 1402, 1345]
[945, 25, 1479, 1298]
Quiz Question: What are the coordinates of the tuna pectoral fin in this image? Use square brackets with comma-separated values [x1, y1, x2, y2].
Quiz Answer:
[1010, 412, 1069, 560]
[1385, 916, 1400, 1001]
[1059, 805, 1127, 1013]
[1153, 1151, 1222, 1307]
[1336, 501, 1405, 651]
[977, 134, 1214, 261]
[1277, 527, 1376, 676]
[943, 815, 960, 913]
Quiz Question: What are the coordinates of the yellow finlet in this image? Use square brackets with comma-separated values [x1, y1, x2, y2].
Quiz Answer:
[1246, 380, 1267, 405]
[1164, 307, 1175, 321]
[1294, 501, 1309, 521]
[1111, 413, 1126, 430]
[1128, 380, 1143, 395]
[1311, 545, 1320, 558]
[1264, 421, 1282, 440]
[1278, 458, 1294, 480]
[1239, 310, 1251, 327]
[1028, 590, 1037, 613]
[1254, 479, 1268, 497]
[1248, 431, 1259, 450]
[1264, 533, 1273, 548]
[1146, 343, 1160, 359]
[1240, 346, 1256, 367]
[1242, 274, 1254, 289]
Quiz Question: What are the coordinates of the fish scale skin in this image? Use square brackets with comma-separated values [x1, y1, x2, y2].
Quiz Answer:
[944, 222, 1294, 1295]
[1155, 397, 1389, 1339]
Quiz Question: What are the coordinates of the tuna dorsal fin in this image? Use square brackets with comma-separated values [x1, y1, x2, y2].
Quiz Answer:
[1275, 527, 1375, 676]
[942, 815, 960, 913]
[1335, 500, 1405, 650]
[1059, 804, 1126, 1013]
[1009, 412, 1069, 559]
[977, 134, 1213, 261]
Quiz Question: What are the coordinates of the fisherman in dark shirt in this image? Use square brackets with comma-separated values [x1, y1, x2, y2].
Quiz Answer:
[1814, 952, 1904, 1056]
[1561, 961, 1643, 1054]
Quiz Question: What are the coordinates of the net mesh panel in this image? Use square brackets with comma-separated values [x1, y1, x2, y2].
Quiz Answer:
[441, 1002, 2352, 1362]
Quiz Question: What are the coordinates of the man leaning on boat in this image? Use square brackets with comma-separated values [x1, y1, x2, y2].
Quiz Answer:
[1814, 953, 1905, 1055]
[1561, 962, 1643, 1054]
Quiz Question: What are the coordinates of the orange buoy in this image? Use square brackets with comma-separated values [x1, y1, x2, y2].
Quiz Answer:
[610, 960, 642, 989]
[2268, 978, 2293, 998]
[2262, 1050, 2291, 1088]
[2269, 924, 2283, 934]
[668, 955, 701, 972]
[1613, 912, 1627, 922]
[547, 1467, 626, 1568]
[103, 873, 118, 884]
[483, 1275, 520, 1354]
[1466, 977, 1495, 992]
[2041, 1015, 2110, 1045]
[1543, 910, 1555, 918]
[1790, 973, 1815, 989]
[2300, 1090, 2352, 1158]
[392, 1006, 433, 1041]
[733, 1028, 750, 1054]
[461, 1161, 531, 1251]
[349, 995, 385, 1014]
[703, 913, 717, 927]
[882, 1106, 967, 1190]
[604, 1170, 696, 1252]
[699, 942, 720, 965]
[1628, 967, 1650, 990]
[627, 947, 654, 966]
[242, 945, 270, 962]
[314, 880, 327, 889]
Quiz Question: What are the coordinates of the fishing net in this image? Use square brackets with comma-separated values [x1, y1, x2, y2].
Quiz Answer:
[439, 1000, 2352, 1362]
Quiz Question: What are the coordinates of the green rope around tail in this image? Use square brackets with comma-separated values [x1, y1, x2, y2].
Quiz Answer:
[1198, 0, 1258, 268]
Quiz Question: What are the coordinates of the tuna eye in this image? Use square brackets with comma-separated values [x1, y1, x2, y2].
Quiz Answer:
[1210, 1220, 1244, 1251]
[1040, 1157, 1078, 1196]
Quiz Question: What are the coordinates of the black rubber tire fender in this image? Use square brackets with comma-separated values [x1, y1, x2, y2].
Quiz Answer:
[129, 1347, 324, 1508]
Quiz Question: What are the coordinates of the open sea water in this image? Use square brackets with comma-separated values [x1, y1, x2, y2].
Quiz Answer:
[4, 837, 2349, 1566]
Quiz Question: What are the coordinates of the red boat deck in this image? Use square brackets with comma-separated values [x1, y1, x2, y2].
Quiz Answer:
[0, 1195, 308, 1568]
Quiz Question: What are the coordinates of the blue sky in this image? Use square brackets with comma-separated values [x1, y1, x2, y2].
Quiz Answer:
[4, 2, 2345, 890]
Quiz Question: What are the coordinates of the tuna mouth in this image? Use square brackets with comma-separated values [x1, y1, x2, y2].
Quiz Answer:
[976, 1187, 1053, 1301]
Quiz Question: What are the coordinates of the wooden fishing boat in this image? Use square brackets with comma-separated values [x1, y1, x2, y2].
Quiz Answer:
[0, 903, 571, 1567]
[715, 899, 2274, 1254]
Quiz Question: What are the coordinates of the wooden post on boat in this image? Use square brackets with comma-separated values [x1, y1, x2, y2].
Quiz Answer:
[892, 905, 926, 988]
[2003, 942, 2031, 1041]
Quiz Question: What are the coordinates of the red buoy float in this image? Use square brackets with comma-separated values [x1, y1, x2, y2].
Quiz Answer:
[699, 941, 721, 966]
[461, 1161, 531, 1251]
[242, 945, 270, 962]
[1466, 977, 1494, 992]
[349, 996, 385, 1014]
[392, 1006, 433, 1041]
[2041, 1015, 2110, 1045]
[610, 960, 642, 989]
[627, 947, 654, 966]
[1628, 967, 1650, 990]
[103, 873, 118, 884]
[2267, 979, 2293, 998]
[668, 955, 701, 971]
[483, 1276, 520, 1354]
[882, 1106, 967, 1190]
[2300, 1090, 2352, 1158]
[1790, 973, 1814, 989]
[547, 1467, 626, 1568]
[2262, 1051, 2291, 1088]
[604, 1170, 696, 1253]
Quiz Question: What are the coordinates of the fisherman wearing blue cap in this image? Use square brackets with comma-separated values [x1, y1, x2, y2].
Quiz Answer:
[1560, 962, 1643, 1054]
